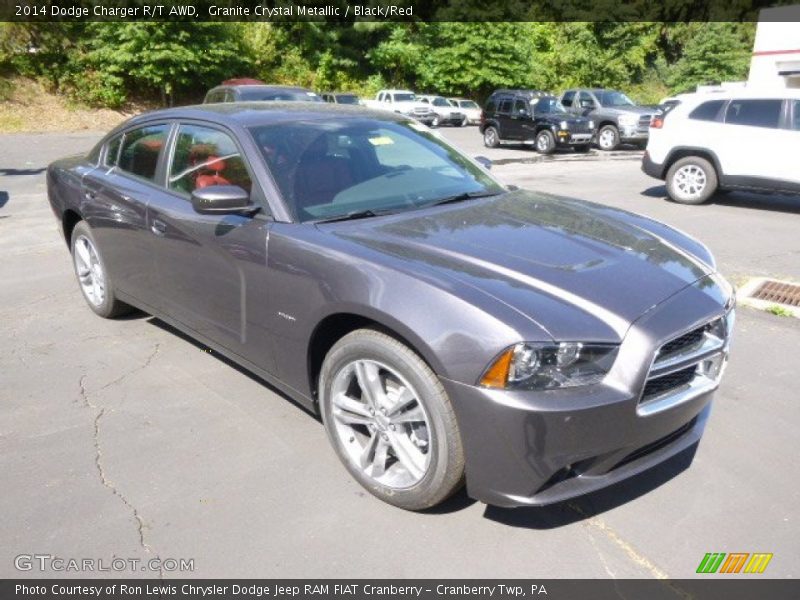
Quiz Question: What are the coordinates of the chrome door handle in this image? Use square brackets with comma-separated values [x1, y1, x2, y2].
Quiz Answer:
[150, 219, 167, 236]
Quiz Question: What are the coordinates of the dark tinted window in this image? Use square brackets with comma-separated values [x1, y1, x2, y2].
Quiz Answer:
[689, 100, 725, 122]
[168, 125, 252, 195]
[205, 90, 224, 103]
[561, 91, 575, 107]
[335, 94, 360, 105]
[497, 99, 512, 114]
[725, 99, 783, 129]
[484, 100, 496, 114]
[118, 125, 169, 182]
[791, 100, 800, 130]
[513, 99, 528, 114]
[239, 88, 322, 102]
[105, 134, 123, 167]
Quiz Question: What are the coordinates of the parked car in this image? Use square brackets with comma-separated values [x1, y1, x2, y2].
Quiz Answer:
[560, 88, 655, 150]
[204, 83, 323, 103]
[322, 92, 363, 105]
[417, 95, 467, 126]
[363, 89, 437, 125]
[48, 102, 735, 510]
[480, 90, 595, 153]
[643, 89, 800, 204]
[447, 98, 482, 125]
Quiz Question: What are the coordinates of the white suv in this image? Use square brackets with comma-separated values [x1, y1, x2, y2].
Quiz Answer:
[643, 89, 800, 204]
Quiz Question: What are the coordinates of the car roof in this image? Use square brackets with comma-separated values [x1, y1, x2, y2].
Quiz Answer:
[113, 102, 404, 132]
[677, 88, 800, 100]
[210, 84, 313, 92]
[490, 89, 549, 97]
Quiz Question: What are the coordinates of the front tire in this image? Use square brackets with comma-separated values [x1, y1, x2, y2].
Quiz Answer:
[535, 130, 556, 155]
[665, 156, 718, 205]
[431, 115, 441, 128]
[483, 126, 500, 148]
[70, 220, 132, 318]
[319, 329, 465, 510]
[460, 117, 469, 127]
[597, 124, 620, 151]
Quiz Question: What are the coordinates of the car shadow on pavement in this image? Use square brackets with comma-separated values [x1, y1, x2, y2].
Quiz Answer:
[641, 185, 800, 214]
[0, 191, 9, 209]
[482, 444, 697, 529]
[146, 316, 321, 421]
[0, 167, 46, 176]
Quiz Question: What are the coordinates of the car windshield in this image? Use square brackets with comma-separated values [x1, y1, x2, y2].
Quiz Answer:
[533, 97, 565, 114]
[432, 98, 450, 107]
[249, 119, 504, 222]
[393, 93, 416, 102]
[459, 100, 478, 109]
[335, 94, 360, 104]
[240, 89, 323, 102]
[597, 91, 635, 107]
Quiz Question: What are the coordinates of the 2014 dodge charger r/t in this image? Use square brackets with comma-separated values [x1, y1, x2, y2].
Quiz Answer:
[47, 103, 735, 510]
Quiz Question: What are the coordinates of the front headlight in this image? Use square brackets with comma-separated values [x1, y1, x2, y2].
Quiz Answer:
[618, 114, 639, 126]
[480, 342, 619, 390]
[559, 120, 569, 129]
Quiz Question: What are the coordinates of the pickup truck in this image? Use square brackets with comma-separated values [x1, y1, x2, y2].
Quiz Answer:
[560, 88, 656, 151]
[363, 90, 437, 126]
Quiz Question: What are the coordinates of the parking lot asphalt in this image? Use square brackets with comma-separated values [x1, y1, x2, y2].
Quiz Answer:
[1, 129, 798, 580]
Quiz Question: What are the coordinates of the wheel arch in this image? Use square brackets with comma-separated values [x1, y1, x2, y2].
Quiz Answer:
[306, 311, 445, 405]
[62, 209, 83, 248]
[663, 147, 723, 180]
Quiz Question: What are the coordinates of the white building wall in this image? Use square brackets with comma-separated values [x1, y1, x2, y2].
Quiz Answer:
[749, 5, 800, 89]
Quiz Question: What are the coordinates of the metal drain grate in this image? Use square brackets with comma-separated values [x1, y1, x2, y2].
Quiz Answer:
[750, 279, 800, 307]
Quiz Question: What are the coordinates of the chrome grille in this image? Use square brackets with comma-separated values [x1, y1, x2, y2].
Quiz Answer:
[637, 114, 652, 130]
[638, 311, 733, 415]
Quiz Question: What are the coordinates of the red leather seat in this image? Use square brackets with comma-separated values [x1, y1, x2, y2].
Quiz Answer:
[194, 155, 231, 189]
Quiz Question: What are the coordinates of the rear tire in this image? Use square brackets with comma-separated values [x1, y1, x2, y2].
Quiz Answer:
[665, 156, 718, 205]
[319, 329, 465, 510]
[483, 126, 500, 148]
[70, 221, 132, 318]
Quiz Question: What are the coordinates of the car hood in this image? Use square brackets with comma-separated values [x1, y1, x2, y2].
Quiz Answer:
[324, 191, 712, 342]
[599, 105, 653, 116]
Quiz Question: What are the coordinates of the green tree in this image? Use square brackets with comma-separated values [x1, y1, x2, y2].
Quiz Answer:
[667, 23, 754, 93]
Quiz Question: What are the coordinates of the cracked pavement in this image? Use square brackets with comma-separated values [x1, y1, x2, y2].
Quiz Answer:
[1, 130, 798, 579]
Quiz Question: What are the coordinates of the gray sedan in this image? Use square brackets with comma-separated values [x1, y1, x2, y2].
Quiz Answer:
[47, 103, 735, 510]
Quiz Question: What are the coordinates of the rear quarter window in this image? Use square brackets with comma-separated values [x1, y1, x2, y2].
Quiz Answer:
[688, 100, 726, 122]
[117, 124, 170, 182]
[104, 134, 123, 167]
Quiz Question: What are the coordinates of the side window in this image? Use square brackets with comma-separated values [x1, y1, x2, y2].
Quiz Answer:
[513, 98, 528, 114]
[484, 99, 496, 114]
[105, 134, 123, 167]
[791, 100, 800, 130]
[168, 124, 252, 195]
[117, 125, 169, 182]
[688, 100, 725, 122]
[578, 91, 596, 109]
[497, 98, 512, 114]
[561, 91, 575, 107]
[725, 99, 783, 129]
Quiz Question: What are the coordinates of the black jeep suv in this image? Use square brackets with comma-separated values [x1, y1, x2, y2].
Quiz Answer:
[480, 90, 596, 153]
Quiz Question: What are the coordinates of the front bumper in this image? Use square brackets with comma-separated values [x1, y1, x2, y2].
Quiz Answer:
[619, 124, 649, 142]
[442, 276, 732, 508]
[556, 130, 594, 146]
[642, 152, 665, 179]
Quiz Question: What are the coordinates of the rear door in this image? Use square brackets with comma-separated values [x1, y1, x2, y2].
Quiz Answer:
[81, 123, 171, 306]
[495, 96, 515, 139]
[146, 121, 274, 369]
[717, 98, 786, 183]
[511, 98, 535, 140]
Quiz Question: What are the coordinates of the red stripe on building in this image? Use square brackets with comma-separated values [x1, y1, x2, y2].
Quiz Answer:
[752, 49, 800, 56]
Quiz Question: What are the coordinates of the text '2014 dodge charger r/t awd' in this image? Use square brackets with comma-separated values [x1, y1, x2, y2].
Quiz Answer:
[47, 103, 735, 510]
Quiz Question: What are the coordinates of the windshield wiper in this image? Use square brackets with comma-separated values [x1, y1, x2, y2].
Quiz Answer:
[430, 190, 505, 207]
[314, 209, 396, 224]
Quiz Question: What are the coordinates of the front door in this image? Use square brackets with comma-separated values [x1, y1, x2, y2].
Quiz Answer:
[146, 122, 274, 371]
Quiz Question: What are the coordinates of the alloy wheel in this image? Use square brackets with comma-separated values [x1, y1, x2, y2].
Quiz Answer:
[598, 128, 617, 150]
[673, 165, 707, 201]
[73, 235, 106, 307]
[329, 359, 432, 489]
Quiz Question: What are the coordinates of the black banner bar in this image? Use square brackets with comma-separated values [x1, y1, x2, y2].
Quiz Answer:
[3, 580, 800, 600]
[1, 0, 796, 22]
